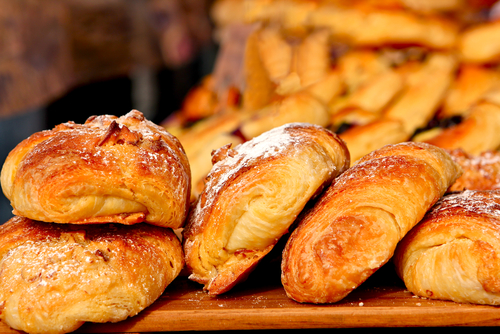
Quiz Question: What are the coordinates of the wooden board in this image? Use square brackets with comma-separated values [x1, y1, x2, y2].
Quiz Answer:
[2, 260, 499, 333]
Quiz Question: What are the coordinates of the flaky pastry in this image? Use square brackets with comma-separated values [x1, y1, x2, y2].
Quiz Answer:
[0, 216, 184, 334]
[183, 123, 350, 295]
[1, 110, 191, 228]
[394, 190, 500, 305]
[281, 142, 462, 303]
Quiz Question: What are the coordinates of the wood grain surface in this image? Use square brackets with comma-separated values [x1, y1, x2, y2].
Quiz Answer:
[2, 256, 499, 334]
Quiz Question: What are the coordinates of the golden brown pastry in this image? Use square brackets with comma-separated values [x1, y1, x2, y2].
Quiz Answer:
[339, 118, 410, 164]
[460, 21, 500, 64]
[0, 216, 184, 334]
[183, 122, 350, 295]
[1, 110, 191, 228]
[394, 190, 500, 305]
[448, 148, 500, 192]
[281, 142, 462, 303]
[421, 102, 500, 155]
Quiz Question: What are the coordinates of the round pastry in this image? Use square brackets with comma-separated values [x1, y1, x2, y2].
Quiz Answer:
[0, 216, 184, 334]
[394, 190, 500, 305]
[0, 110, 191, 228]
[183, 122, 350, 295]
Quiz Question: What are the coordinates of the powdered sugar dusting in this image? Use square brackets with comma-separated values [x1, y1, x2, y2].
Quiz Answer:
[430, 190, 500, 218]
[190, 123, 316, 227]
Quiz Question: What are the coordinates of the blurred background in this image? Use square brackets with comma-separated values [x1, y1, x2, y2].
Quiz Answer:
[0, 0, 217, 222]
[3, 0, 500, 224]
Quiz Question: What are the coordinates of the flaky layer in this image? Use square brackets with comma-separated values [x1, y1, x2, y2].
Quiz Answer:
[0, 110, 191, 228]
[394, 190, 500, 305]
[183, 123, 350, 295]
[281, 142, 462, 303]
[0, 216, 184, 334]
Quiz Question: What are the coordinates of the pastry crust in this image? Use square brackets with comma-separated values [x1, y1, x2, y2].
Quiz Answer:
[183, 122, 350, 295]
[0, 216, 184, 334]
[448, 148, 500, 192]
[394, 190, 500, 305]
[422, 102, 500, 155]
[281, 142, 462, 303]
[1, 110, 191, 228]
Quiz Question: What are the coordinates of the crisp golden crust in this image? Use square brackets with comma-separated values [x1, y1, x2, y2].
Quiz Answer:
[281, 142, 462, 304]
[183, 122, 350, 295]
[394, 190, 500, 305]
[0, 216, 184, 334]
[1, 110, 191, 228]
[448, 148, 500, 192]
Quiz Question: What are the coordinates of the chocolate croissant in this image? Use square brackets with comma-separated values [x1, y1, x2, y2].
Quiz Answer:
[0, 110, 191, 228]
[394, 190, 500, 305]
[281, 142, 462, 303]
[183, 123, 350, 295]
[0, 216, 184, 334]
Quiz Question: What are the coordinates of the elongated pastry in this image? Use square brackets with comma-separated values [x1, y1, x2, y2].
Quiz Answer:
[394, 190, 500, 305]
[281, 142, 462, 303]
[183, 123, 350, 295]
[0, 110, 191, 228]
[0, 216, 184, 334]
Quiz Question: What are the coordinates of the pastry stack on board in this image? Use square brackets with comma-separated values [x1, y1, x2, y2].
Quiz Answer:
[0, 110, 190, 334]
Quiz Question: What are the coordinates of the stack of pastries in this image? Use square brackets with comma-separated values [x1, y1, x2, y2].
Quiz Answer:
[6, 2, 500, 333]
[0, 110, 190, 334]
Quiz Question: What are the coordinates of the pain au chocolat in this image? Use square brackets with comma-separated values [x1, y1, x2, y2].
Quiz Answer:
[394, 190, 500, 305]
[0, 110, 191, 228]
[0, 216, 184, 334]
[183, 123, 350, 295]
[281, 142, 462, 303]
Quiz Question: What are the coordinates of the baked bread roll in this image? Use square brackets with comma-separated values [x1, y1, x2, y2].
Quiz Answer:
[281, 142, 462, 303]
[1, 110, 191, 228]
[394, 190, 500, 305]
[183, 123, 350, 295]
[0, 216, 184, 334]
[448, 148, 500, 192]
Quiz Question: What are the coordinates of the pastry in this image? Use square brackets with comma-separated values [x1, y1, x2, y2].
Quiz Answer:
[448, 148, 500, 192]
[281, 142, 462, 303]
[183, 122, 350, 295]
[0, 216, 184, 334]
[421, 102, 500, 155]
[394, 190, 500, 305]
[1, 110, 191, 228]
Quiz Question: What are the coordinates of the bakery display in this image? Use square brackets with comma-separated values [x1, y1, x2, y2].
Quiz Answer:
[0, 216, 184, 334]
[281, 142, 462, 303]
[183, 123, 350, 295]
[5, 0, 500, 332]
[1, 109, 191, 228]
[394, 190, 500, 305]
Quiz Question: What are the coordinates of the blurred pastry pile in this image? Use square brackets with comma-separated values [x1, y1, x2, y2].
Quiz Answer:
[162, 0, 500, 198]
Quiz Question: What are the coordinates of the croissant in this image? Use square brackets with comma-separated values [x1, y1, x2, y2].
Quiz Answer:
[183, 123, 350, 295]
[281, 142, 462, 303]
[0, 216, 184, 334]
[394, 190, 500, 305]
[0, 110, 191, 228]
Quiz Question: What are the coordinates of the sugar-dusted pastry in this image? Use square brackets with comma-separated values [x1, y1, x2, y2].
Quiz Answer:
[0, 216, 184, 334]
[281, 142, 462, 303]
[448, 148, 500, 192]
[1, 110, 191, 228]
[183, 123, 350, 295]
[394, 190, 500, 305]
